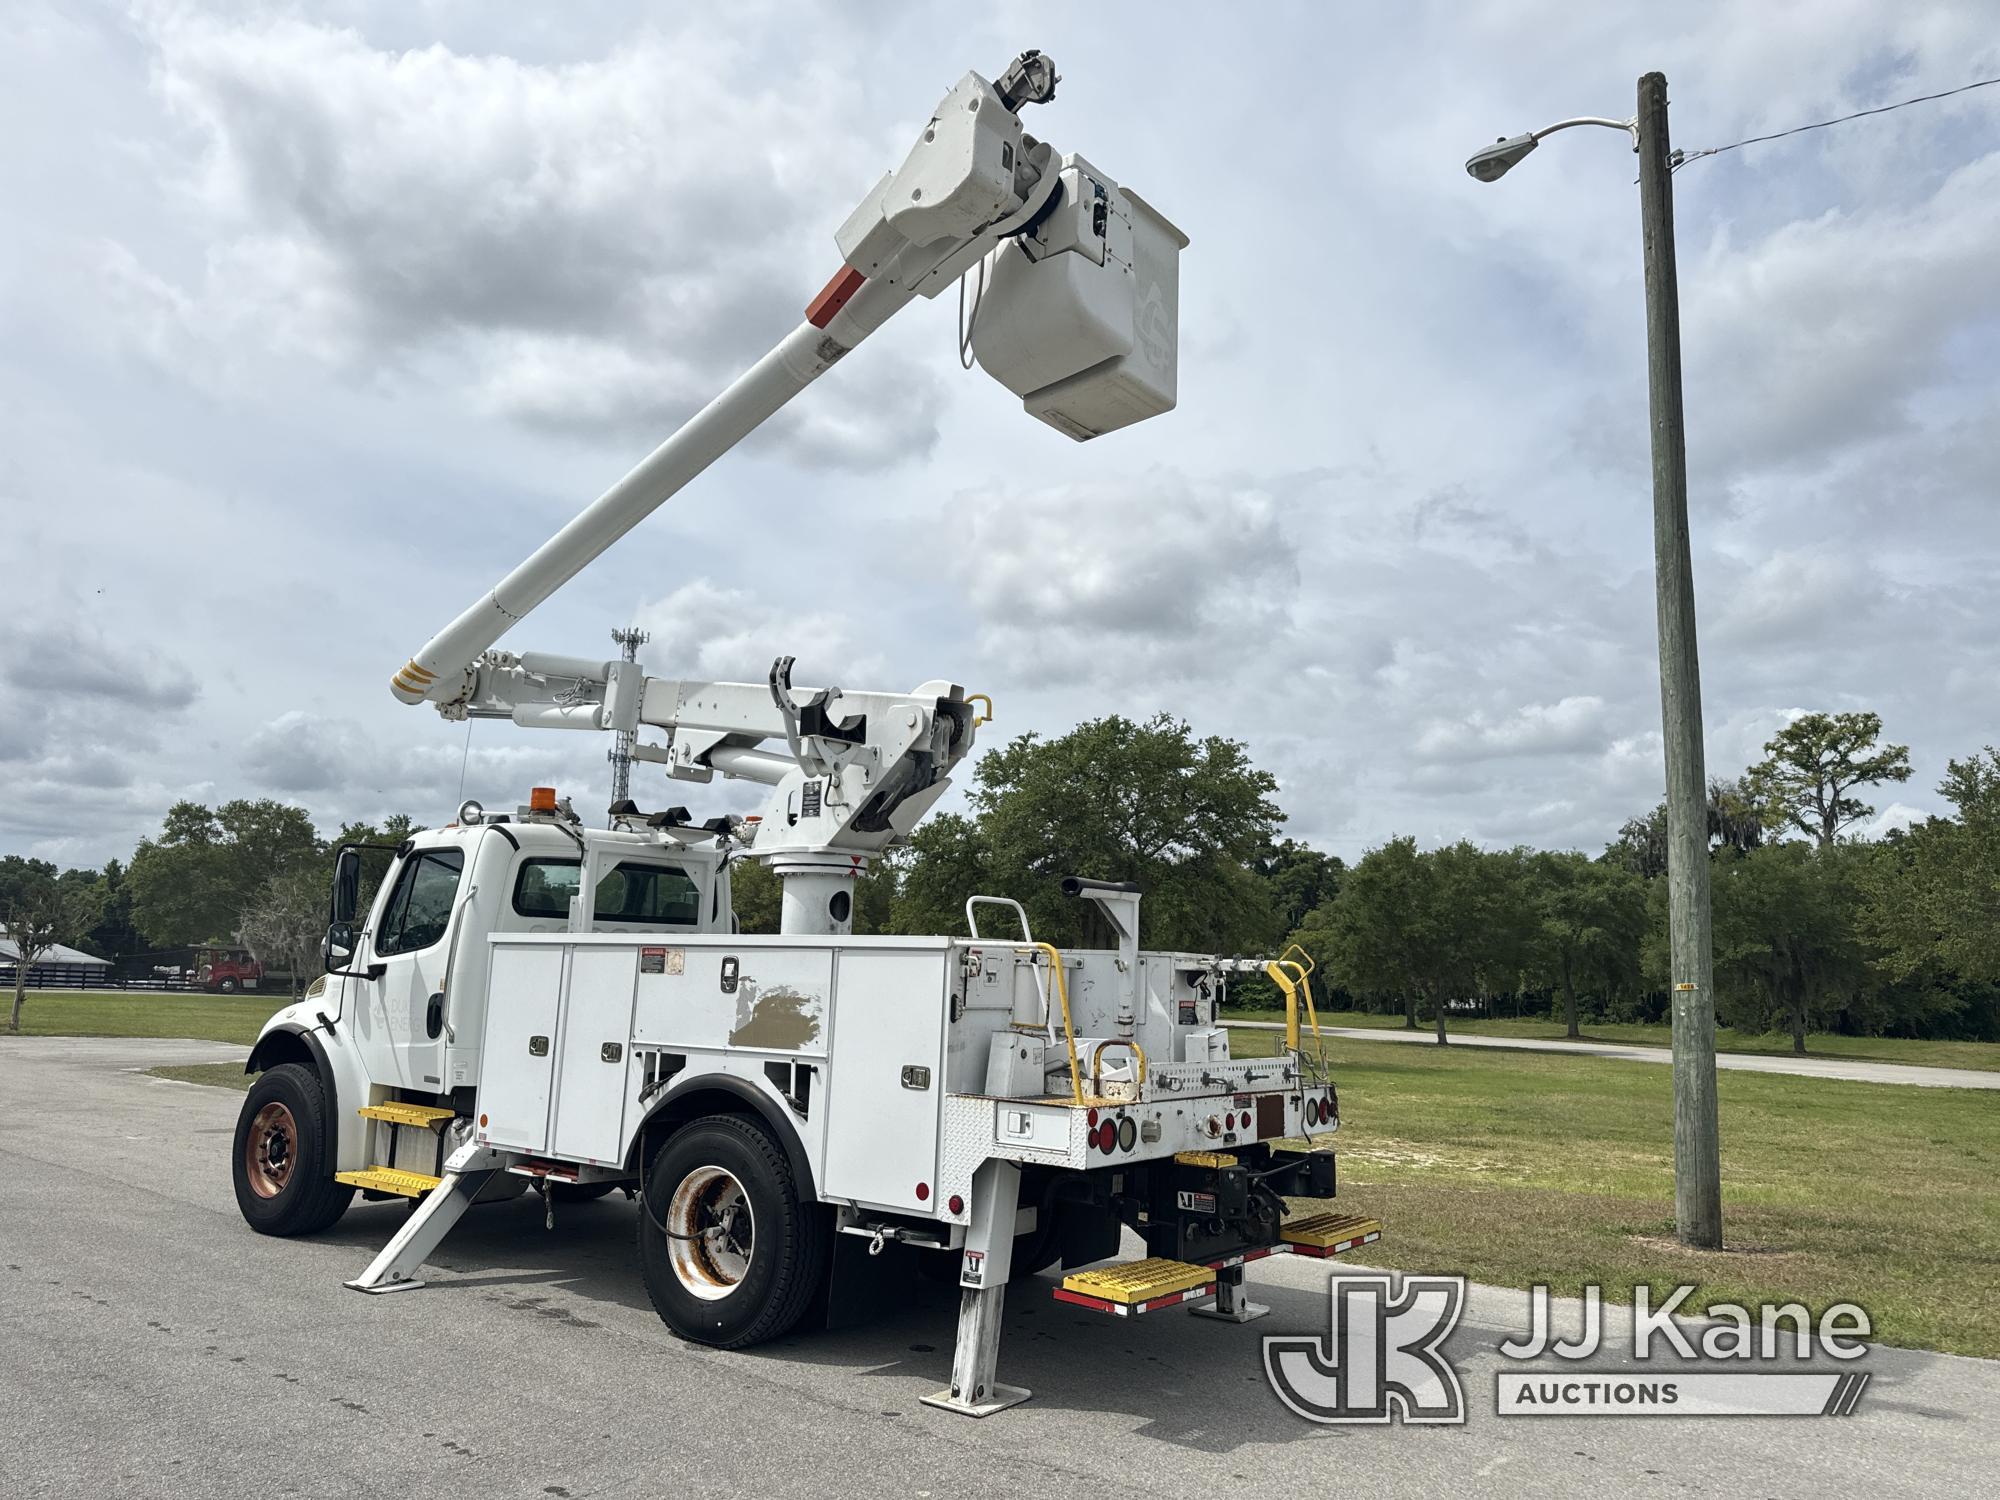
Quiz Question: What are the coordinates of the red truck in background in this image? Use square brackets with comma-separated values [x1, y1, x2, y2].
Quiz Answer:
[192, 946, 261, 993]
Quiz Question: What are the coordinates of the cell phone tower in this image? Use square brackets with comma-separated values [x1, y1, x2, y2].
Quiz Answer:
[605, 626, 650, 823]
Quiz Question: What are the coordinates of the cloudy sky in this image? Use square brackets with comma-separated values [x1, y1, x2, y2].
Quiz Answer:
[3, 0, 1996, 870]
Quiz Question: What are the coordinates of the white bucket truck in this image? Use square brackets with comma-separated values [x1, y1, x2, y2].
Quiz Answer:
[231, 51, 1376, 1416]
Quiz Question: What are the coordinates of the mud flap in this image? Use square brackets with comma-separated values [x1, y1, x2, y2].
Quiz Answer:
[816, 1233, 950, 1331]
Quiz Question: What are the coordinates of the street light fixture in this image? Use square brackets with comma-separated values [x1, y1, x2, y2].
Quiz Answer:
[1464, 75, 1722, 1252]
[1462, 117, 1635, 181]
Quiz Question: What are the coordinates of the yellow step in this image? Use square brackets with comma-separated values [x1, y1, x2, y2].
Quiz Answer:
[1174, 1150, 1238, 1169]
[1060, 1257, 1214, 1306]
[336, 1165, 442, 1198]
[358, 1101, 456, 1129]
[1281, 1212, 1383, 1256]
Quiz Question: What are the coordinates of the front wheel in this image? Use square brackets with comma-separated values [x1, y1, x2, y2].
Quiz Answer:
[231, 1063, 353, 1236]
[218, 977, 240, 994]
[637, 1116, 827, 1348]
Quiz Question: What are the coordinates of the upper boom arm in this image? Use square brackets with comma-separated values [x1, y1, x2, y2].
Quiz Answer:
[391, 50, 1184, 711]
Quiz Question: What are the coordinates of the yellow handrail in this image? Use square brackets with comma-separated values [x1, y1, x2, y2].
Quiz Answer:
[1280, 943, 1326, 1065]
[966, 692, 994, 728]
[1089, 1038, 1148, 1092]
[1030, 941, 1085, 1105]
[1264, 960, 1304, 1051]
[1264, 953, 1327, 1075]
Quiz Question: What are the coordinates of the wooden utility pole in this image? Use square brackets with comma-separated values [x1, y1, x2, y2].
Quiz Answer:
[1636, 71, 1722, 1249]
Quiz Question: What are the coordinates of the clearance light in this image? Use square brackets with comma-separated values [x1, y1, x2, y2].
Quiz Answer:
[916, 1182, 930, 1201]
[948, 1194, 964, 1215]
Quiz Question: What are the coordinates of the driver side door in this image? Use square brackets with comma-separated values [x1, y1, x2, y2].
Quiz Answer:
[367, 848, 464, 1092]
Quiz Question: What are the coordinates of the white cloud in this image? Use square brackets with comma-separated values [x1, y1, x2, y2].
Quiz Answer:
[104, 10, 942, 460]
[631, 579, 888, 688]
[945, 472, 1297, 687]
[1415, 695, 1611, 762]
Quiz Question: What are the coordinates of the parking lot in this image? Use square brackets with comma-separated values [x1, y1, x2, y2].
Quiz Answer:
[4, 1037, 1994, 1500]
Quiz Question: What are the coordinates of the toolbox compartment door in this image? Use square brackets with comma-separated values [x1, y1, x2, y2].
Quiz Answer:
[551, 945, 639, 1163]
[479, 942, 566, 1153]
[821, 949, 948, 1212]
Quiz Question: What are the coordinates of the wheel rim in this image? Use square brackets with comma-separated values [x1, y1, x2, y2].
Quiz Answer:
[244, 1101, 298, 1199]
[663, 1165, 755, 1301]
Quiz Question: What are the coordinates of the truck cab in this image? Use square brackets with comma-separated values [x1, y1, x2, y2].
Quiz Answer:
[193, 945, 262, 993]
[237, 792, 733, 1226]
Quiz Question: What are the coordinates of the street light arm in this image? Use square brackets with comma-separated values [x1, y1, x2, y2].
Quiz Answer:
[1465, 114, 1639, 180]
[1530, 115, 1639, 147]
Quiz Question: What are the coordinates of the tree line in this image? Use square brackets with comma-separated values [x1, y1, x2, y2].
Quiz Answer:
[2, 804, 419, 1024]
[7, 709, 1994, 1048]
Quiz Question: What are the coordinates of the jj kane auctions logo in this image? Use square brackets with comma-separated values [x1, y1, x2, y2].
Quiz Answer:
[1265, 1276, 1873, 1423]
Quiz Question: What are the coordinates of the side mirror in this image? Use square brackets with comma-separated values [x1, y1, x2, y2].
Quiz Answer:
[323, 921, 355, 967]
[331, 847, 363, 926]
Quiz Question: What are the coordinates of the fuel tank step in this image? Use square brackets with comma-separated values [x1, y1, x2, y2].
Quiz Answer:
[1280, 1212, 1383, 1257]
[336, 1165, 443, 1198]
[357, 1101, 457, 1129]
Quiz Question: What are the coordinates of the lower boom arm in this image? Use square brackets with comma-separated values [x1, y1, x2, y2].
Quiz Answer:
[448, 647, 977, 860]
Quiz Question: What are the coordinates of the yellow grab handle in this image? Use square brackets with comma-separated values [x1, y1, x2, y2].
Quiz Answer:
[1089, 1038, 1148, 1091]
[1031, 942, 1084, 1105]
[1264, 957, 1326, 1070]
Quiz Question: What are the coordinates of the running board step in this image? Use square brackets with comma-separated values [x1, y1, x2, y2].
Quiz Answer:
[1056, 1258, 1216, 1316]
[357, 1101, 456, 1129]
[1281, 1213, 1383, 1257]
[1053, 1244, 1296, 1317]
[337, 1165, 442, 1198]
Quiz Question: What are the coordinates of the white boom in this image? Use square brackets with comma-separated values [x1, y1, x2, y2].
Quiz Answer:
[381, 50, 1185, 923]
[390, 49, 1182, 704]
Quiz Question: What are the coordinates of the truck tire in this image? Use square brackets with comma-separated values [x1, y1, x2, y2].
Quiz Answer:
[637, 1116, 827, 1348]
[232, 1063, 354, 1236]
[219, 977, 240, 994]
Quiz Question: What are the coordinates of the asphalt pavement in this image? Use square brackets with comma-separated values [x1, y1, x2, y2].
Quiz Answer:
[1230, 1021, 2000, 1089]
[3, 1035, 1995, 1499]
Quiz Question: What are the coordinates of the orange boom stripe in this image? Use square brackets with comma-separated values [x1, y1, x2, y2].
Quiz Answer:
[806, 267, 866, 328]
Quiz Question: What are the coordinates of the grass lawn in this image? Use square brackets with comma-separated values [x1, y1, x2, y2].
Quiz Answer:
[1229, 1024, 2000, 1358]
[6, 989, 289, 1046]
[1223, 1005, 2000, 1072]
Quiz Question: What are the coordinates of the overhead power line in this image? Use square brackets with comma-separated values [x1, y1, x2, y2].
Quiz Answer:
[1674, 75, 2000, 170]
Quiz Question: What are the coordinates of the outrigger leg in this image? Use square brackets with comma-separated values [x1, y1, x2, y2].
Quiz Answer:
[1191, 1262, 1270, 1323]
[344, 1141, 505, 1294]
[921, 1159, 1029, 1417]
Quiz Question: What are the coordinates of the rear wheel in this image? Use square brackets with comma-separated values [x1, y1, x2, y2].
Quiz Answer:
[637, 1116, 827, 1348]
[232, 1063, 353, 1236]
